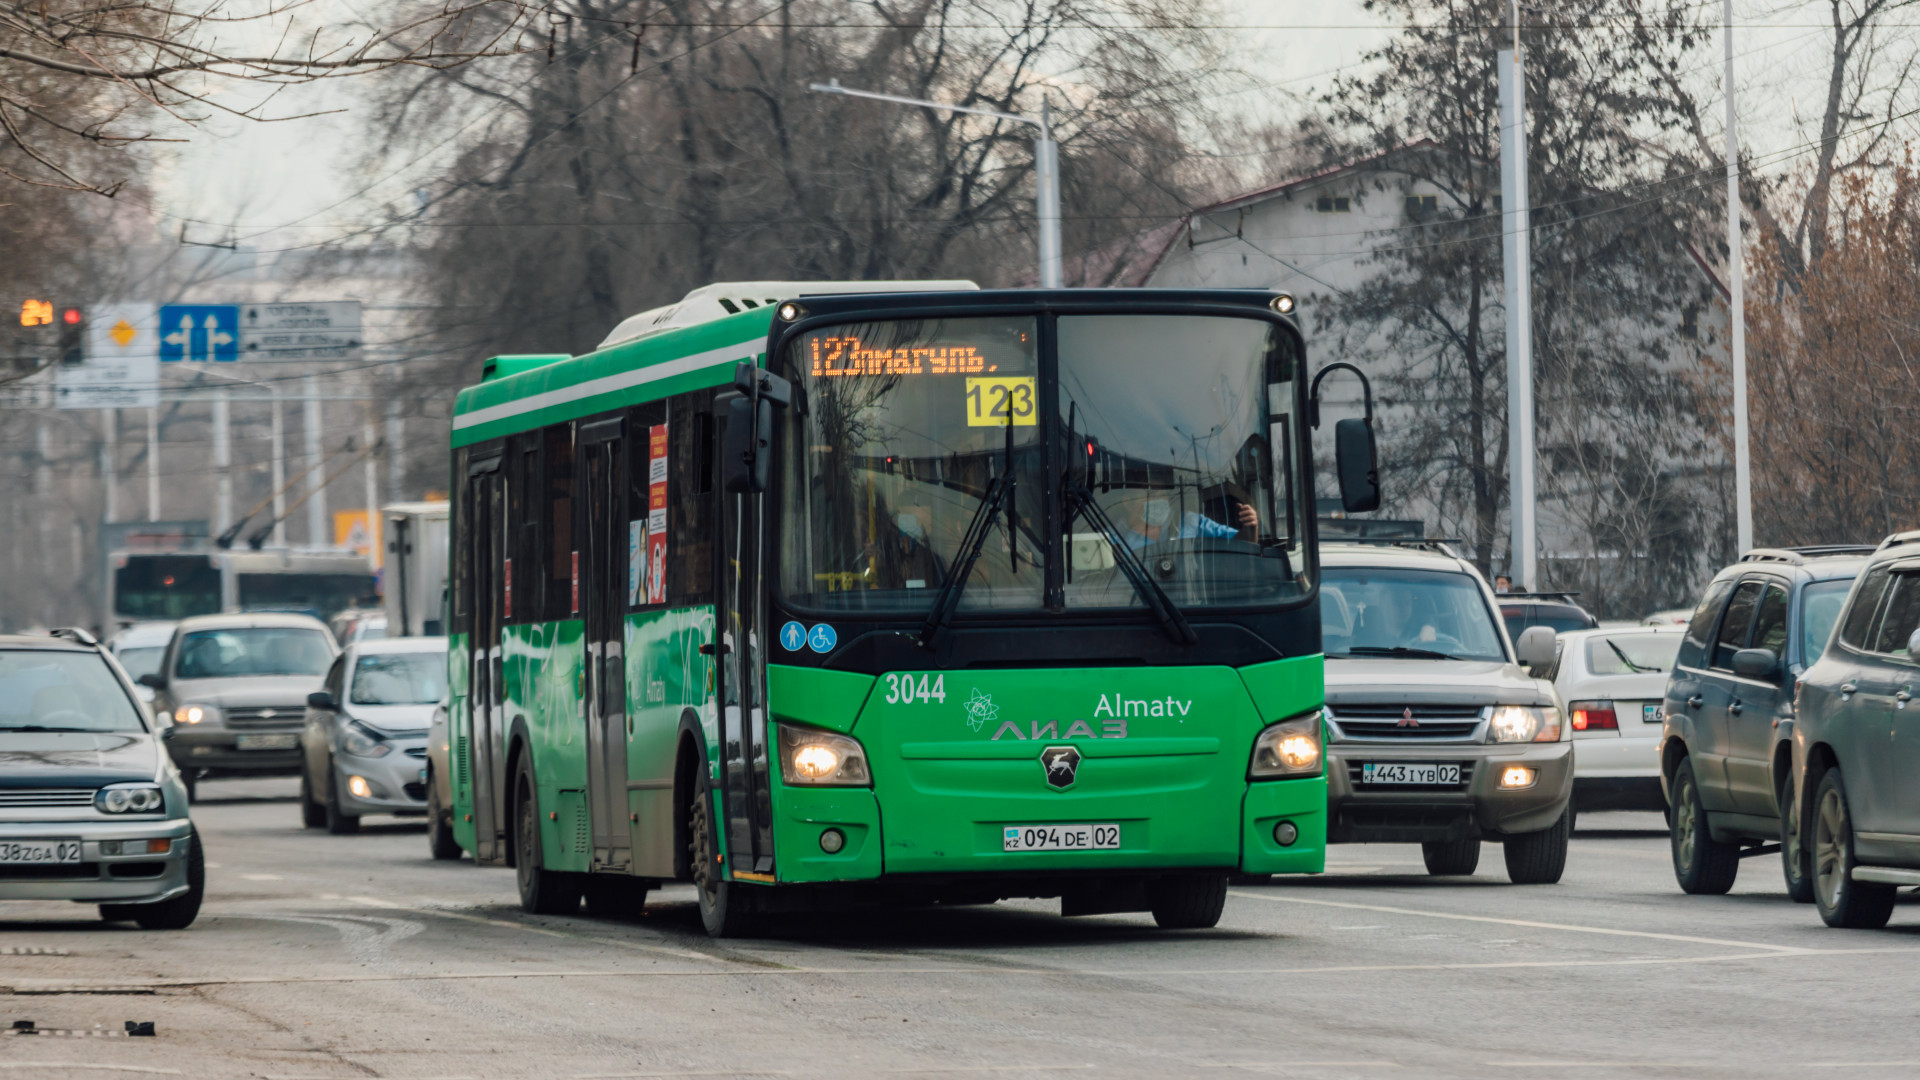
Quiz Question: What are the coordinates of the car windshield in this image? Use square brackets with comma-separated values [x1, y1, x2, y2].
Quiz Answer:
[350, 651, 447, 705]
[1801, 579, 1854, 663]
[174, 628, 333, 679]
[115, 646, 166, 681]
[1322, 567, 1507, 662]
[1585, 633, 1682, 675]
[0, 651, 144, 732]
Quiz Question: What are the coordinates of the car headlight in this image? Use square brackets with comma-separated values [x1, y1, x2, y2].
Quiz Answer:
[1487, 705, 1563, 743]
[338, 721, 392, 758]
[1250, 711, 1323, 778]
[777, 724, 870, 786]
[96, 784, 165, 814]
[176, 703, 218, 725]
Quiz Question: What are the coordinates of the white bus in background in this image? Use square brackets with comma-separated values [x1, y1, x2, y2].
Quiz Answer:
[108, 548, 380, 628]
[381, 501, 449, 637]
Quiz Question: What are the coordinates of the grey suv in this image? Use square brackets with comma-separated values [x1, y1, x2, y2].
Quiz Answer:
[1660, 545, 1870, 899]
[1791, 531, 1920, 927]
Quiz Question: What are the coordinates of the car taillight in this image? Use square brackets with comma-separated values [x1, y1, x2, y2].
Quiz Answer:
[1569, 700, 1619, 731]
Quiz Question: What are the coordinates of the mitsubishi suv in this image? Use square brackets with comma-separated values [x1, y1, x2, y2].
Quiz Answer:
[1659, 545, 1870, 901]
[1321, 543, 1571, 883]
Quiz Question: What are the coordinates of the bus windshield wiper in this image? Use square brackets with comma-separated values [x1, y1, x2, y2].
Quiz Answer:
[920, 411, 1019, 649]
[1340, 645, 1461, 661]
[1059, 405, 1196, 646]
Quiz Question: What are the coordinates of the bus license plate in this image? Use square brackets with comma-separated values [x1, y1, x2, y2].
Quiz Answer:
[1002, 824, 1120, 852]
[0, 839, 82, 865]
[1361, 762, 1460, 786]
[235, 733, 298, 751]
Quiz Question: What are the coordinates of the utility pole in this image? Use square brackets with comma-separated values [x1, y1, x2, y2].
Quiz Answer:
[100, 408, 117, 525]
[362, 416, 380, 572]
[385, 397, 405, 504]
[146, 407, 159, 522]
[212, 388, 232, 532]
[1725, 0, 1752, 553]
[304, 374, 326, 548]
[810, 80, 1063, 287]
[270, 392, 287, 547]
[1499, 0, 1537, 591]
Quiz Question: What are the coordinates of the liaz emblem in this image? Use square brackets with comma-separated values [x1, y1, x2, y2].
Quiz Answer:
[1040, 745, 1081, 790]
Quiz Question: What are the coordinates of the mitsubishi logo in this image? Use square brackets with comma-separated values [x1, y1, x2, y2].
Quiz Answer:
[1040, 745, 1081, 790]
[1397, 707, 1419, 728]
[259, 709, 276, 720]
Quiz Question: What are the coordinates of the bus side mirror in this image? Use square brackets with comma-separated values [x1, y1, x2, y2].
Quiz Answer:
[1334, 418, 1381, 513]
[722, 395, 773, 494]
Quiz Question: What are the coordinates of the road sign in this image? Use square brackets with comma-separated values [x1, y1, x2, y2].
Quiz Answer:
[240, 302, 362, 362]
[159, 305, 240, 362]
[57, 303, 159, 409]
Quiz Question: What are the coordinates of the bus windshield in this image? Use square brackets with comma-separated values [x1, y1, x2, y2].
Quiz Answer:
[114, 555, 221, 620]
[777, 312, 1307, 614]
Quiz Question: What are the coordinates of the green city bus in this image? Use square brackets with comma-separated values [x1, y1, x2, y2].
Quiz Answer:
[445, 284, 1379, 936]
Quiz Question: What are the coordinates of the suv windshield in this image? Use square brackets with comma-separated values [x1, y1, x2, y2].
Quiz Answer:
[0, 651, 144, 732]
[776, 313, 1307, 614]
[1801, 579, 1854, 663]
[1322, 567, 1507, 662]
[350, 652, 447, 705]
[175, 628, 333, 679]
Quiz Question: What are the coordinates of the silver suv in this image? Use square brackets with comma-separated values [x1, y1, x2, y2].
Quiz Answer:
[140, 613, 338, 798]
[1321, 543, 1571, 883]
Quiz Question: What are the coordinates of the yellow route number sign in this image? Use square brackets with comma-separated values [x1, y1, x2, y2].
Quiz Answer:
[964, 376, 1037, 427]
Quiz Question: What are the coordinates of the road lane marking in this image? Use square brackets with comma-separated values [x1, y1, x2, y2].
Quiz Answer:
[1229, 891, 1810, 952]
[1199, 1063, 1400, 1069]
[339, 895, 723, 964]
[0, 1066, 182, 1075]
[238, 873, 283, 881]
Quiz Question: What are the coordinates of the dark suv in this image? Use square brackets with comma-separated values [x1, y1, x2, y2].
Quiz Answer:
[1791, 531, 1920, 927]
[1661, 546, 1871, 899]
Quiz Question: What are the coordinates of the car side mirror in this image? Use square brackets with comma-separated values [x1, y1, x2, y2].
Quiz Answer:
[1334, 418, 1381, 513]
[137, 672, 166, 690]
[1732, 647, 1780, 680]
[151, 711, 174, 740]
[1515, 625, 1557, 669]
[307, 690, 336, 711]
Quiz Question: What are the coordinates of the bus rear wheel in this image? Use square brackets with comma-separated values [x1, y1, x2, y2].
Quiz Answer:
[513, 755, 582, 915]
[690, 769, 757, 938]
[1148, 874, 1227, 930]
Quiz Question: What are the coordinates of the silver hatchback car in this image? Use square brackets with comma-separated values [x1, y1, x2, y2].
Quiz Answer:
[0, 630, 202, 929]
[299, 637, 448, 834]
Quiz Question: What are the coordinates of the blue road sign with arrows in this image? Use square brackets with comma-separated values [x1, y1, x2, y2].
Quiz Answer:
[158, 305, 241, 362]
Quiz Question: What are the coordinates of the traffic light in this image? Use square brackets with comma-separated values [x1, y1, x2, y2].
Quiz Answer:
[19, 299, 51, 327]
[57, 306, 84, 365]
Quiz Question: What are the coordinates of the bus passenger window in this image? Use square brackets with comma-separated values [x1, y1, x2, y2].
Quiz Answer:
[670, 400, 713, 603]
[545, 423, 575, 620]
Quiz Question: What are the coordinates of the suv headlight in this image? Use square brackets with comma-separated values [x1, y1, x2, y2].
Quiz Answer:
[777, 724, 870, 786]
[175, 703, 218, 725]
[1250, 711, 1323, 778]
[1487, 705, 1563, 743]
[338, 721, 392, 758]
[96, 784, 165, 814]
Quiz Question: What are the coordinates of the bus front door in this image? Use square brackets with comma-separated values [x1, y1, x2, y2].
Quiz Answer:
[466, 460, 507, 863]
[580, 419, 631, 872]
[717, 408, 775, 879]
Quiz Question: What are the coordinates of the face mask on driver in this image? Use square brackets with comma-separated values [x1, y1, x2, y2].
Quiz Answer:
[1143, 499, 1173, 527]
[896, 513, 927, 542]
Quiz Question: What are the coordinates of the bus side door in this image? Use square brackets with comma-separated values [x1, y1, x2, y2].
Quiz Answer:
[465, 456, 508, 863]
[716, 397, 775, 879]
[579, 415, 632, 872]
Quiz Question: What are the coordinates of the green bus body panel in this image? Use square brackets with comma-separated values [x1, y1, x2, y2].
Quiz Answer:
[767, 664, 875, 735]
[448, 631, 475, 853]
[1241, 777, 1327, 874]
[451, 308, 773, 447]
[624, 606, 721, 874]
[767, 750, 885, 882]
[1237, 654, 1325, 725]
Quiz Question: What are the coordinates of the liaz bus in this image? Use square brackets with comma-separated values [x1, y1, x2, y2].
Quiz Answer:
[446, 282, 1380, 936]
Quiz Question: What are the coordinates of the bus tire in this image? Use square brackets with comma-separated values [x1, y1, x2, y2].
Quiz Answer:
[513, 753, 582, 915]
[691, 767, 757, 937]
[1148, 874, 1227, 929]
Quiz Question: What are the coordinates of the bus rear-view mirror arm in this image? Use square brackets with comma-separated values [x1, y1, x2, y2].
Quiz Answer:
[722, 363, 791, 494]
[1308, 362, 1381, 515]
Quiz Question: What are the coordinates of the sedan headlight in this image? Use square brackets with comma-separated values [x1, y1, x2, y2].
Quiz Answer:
[338, 721, 393, 758]
[176, 703, 218, 725]
[96, 784, 165, 814]
[1487, 705, 1563, 743]
[777, 724, 870, 786]
[1250, 711, 1323, 778]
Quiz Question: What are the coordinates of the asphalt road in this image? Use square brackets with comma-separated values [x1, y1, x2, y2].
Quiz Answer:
[3, 780, 1918, 1079]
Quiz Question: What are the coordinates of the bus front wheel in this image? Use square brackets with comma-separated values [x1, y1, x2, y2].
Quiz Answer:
[513, 755, 583, 915]
[1148, 874, 1227, 930]
[690, 768, 758, 938]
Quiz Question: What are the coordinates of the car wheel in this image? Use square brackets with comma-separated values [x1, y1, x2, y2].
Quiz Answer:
[1811, 768, 1897, 929]
[582, 875, 650, 920]
[1148, 874, 1228, 929]
[1669, 757, 1738, 894]
[1503, 809, 1570, 884]
[513, 753, 583, 915]
[299, 769, 326, 830]
[129, 827, 206, 931]
[690, 766, 757, 937]
[1422, 837, 1481, 876]
[426, 779, 463, 861]
[323, 758, 360, 835]
[1782, 776, 1815, 904]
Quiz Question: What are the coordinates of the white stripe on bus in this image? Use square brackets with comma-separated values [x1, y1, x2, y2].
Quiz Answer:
[451, 338, 762, 431]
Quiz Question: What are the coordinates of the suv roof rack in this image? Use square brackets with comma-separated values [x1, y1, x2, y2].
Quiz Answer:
[1328, 537, 1464, 559]
[1504, 591, 1583, 601]
[1877, 531, 1920, 552]
[1741, 545, 1877, 564]
[48, 627, 98, 647]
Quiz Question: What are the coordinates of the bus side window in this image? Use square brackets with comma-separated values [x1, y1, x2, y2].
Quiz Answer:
[669, 395, 713, 604]
[451, 446, 471, 629]
[544, 423, 576, 621]
[628, 401, 668, 609]
[513, 434, 543, 621]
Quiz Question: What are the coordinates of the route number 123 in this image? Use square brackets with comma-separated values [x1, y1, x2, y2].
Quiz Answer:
[964, 377, 1037, 427]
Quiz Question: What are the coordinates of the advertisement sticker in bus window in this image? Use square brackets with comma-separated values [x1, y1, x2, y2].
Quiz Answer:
[779, 621, 805, 652]
[647, 424, 668, 604]
[628, 521, 644, 606]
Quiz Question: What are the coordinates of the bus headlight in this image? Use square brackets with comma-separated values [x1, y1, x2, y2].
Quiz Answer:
[778, 724, 870, 786]
[1250, 712, 1322, 778]
[1487, 705, 1562, 743]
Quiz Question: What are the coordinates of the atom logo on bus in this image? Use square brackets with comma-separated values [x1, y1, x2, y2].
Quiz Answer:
[963, 688, 998, 732]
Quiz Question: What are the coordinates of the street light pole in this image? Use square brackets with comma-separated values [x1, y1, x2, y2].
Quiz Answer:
[1724, 0, 1752, 553]
[809, 80, 1063, 287]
